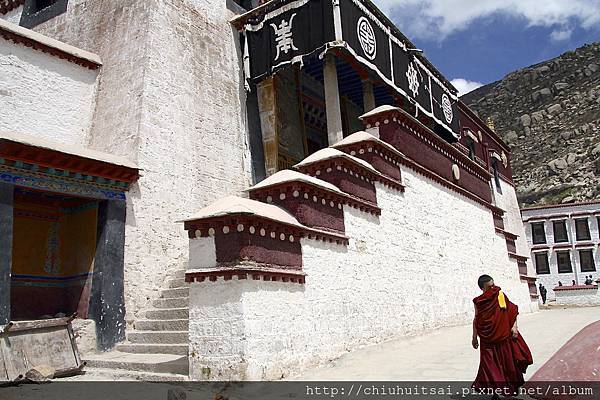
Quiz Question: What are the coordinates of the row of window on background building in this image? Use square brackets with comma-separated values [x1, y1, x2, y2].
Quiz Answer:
[534, 249, 596, 274]
[531, 217, 599, 245]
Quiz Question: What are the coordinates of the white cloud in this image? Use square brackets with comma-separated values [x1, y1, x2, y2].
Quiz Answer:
[450, 78, 484, 96]
[373, 0, 600, 41]
[550, 27, 573, 41]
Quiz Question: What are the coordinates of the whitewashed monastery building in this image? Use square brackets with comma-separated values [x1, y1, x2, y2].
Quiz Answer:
[1, 0, 537, 379]
[522, 201, 600, 303]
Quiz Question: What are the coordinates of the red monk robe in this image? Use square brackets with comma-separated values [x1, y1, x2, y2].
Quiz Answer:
[472, 285, 533, 394]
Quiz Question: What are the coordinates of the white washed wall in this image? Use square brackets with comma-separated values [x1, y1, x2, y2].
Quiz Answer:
[31, 0, 252, 319]
[0, 36, 98, 145]
[189, 168, 535, 380]
[1, 6, 23, 24]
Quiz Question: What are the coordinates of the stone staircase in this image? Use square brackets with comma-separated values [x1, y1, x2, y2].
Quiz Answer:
[82, 267, 190, 380]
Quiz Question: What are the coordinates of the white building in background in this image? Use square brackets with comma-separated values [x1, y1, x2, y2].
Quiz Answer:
[522, 201, 600, 300]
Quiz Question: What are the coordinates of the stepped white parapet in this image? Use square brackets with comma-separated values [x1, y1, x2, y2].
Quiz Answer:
[249, 169, 342, 194]
[332, 130, 406, 159]
[182, 195, 303, 228]
[294, 147, 378, 174]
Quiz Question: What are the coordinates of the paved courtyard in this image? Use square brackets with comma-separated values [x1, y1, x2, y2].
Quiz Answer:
[295, 305, 600, 380]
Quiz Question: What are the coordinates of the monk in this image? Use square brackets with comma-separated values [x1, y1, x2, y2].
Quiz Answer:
[472, 274, 533, 395]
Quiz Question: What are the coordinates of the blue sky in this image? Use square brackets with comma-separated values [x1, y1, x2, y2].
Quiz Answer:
[373, 0, 600, 94]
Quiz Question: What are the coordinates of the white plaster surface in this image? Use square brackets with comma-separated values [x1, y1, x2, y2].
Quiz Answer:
[554, 287, 600, 306]
[1, 5, 23, 24]
[189, 237, 217, 270]
[189, 168, 535, 380]
[0, 36, 98, 145]
[72, 318, 98, 355]
[493, 178, 536, 276]
[31, 0, 253, 319]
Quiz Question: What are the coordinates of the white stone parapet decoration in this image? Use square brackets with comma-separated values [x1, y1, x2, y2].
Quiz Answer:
[186, 128, 536, 380]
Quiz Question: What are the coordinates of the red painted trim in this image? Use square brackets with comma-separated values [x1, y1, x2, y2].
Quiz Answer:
[554, 285, 598, 291]
[0, 25, 101, 70]
[457, 101, 511, 154]
[508, 252, 528, 262]
[506, 238, 517, 254]
[296, 158, 380, 205]
[250, 187, 346, 233]
[333, 141, 404, 184]
[364, 109, 491, 181]
[574, 242, 598, 248]
[519, 275, 537, 282]
[214, 231, 303, 268]
[257, 180, 384, 216]
[495, 228, 518, 240]
[553, 243, 572, 249]
[523, 214, 570, 222]
[531, 245, 550, 251]
[0, 140, 139, 184]
[522, 200, 600, 211]
[185, 266, 306, 284]
[184, 215, 349, 246]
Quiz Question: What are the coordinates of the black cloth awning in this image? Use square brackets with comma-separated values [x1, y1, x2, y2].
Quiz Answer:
[235, 0, 460, 138]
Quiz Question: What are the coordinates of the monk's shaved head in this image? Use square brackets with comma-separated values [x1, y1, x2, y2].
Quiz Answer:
[478, 274, 494, 290]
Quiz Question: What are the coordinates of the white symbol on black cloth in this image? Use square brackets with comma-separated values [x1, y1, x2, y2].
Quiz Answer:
[357, 16, 376, 60]
[441, 94, 453, 124]
[406, 62, 419, 98]
[271, 13, 298, 61]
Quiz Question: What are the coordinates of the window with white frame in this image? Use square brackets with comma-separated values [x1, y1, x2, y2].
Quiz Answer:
[552, 220, 569, 243]
[531, 222, 546, 245]
[556, 250, 572, 273]
[575, 218, 591, 241]
[579, 249, 596, 272]
[534, 252, 550, 274]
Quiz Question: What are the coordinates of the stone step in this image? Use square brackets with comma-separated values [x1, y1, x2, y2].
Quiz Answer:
[134, 319, 189, 331]
[160, 287, 189, 299]
[144, 307, 189, 320]
[74, 367, 189, 381]
[116, 343, 188, 356]
[153, 297, 188, 309]
[127, 330, 188, 344]
[165, 278, 187, 288]
[84, 351, 189, 375]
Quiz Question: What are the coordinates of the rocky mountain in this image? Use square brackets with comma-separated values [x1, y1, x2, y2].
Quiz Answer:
[462, 42, 600, 207]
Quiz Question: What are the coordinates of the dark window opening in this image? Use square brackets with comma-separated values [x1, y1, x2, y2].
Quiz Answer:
[556, 251, 573, 273]
[531, 222, 546, 245]
[466, 138, 476, 161]
[552, 220, 569, 243]
[534, 252, 550, 275]
[575, 218, 591, 241]
[20, 0, 68, 29]
[33, 0, 55, 11]
[579, 249, 596, 272]
[491, 159, 502, 194]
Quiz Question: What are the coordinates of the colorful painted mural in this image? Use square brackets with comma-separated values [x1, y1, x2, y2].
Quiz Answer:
[11, 189, 98, 320]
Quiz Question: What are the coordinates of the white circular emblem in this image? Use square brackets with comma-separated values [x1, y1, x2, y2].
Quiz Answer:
[441, 94, 453, 124]
[357, 17, 376, 60]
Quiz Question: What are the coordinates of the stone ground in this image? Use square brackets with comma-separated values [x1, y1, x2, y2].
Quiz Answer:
[3, 306, 598, 400]
[295, 305, 600, 380]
